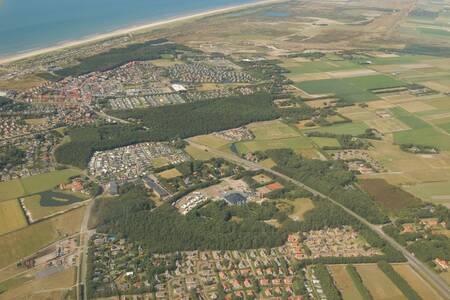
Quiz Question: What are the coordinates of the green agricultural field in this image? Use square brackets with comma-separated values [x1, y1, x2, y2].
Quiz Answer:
[247, 121, 299, 140]
[0, 180, 25, 202]
[0, 207, 85, 268]
[296, 75, 406, 103]
[394, 127, 450, 150]
[417, 27, 450, 37]
[390, 107, 430, 129]
[189, 134, 231, 148]
[235, 136, 312, 154]
[20, 169, 83, 196]
[310, 137, 341, 148]
[185, 145, 217, 160]
[0, 199, 27, 235]
[437, 122, 450, 133]
[23, 190, 87, 220]
[403, 181, 450, 206]
[368, 55, 431, 65]
[280, 59, 360, 74]
[304, 122, 369, 136]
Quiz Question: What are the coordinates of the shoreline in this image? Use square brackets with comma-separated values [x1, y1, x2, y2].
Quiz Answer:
[0, 0, 283, 65]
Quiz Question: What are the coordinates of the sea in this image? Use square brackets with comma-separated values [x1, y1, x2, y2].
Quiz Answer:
[0, 0, 256, 58]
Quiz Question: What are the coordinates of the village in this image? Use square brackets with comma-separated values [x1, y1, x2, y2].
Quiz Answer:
[88, 227, 381, 299]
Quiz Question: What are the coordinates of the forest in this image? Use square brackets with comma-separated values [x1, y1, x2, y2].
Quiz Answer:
[0, 146, 26, 169]
[55, 93, 279, 168]
[54, 39, 190, 77]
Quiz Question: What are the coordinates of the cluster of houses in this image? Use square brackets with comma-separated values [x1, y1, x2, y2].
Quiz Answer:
[213, 127, 254, 142]
[88, 226, 382, 299]
[109, 92, 185, 110]
[332, 150, 384, 174]
[88, 142, 190, 183]
[0, 132, 60, 181]
[168, 62, 254, 84]
[303, 226, 382, 258]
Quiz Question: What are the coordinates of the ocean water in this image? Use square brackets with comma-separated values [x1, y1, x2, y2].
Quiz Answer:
[0, 0, 256, 57]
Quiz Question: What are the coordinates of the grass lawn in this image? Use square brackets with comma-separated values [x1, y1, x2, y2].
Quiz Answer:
[359, 179, 421, 212]
[259, 158, 276, 168]
[185, 145, 217, 160]
[296, 75, 406, 103]
[247, 120, 299, 140]
[0, 199, 27, 235]
[189, 134, 231, 148]
[390, 107, 430, 129]
[311, 137, 341, 148]
[280, 59, 360, 74]
[393, 127, 450, 150]
[150, 157, 171, 168]
[20, 169, 83, 196]
[23, 190, 86, 220]
[392, 264, 445, 300]
[304, 122, 369, 136]
[0, 180, 25, 202]
[158, 168, 183, 179]
[402, 181, 450, 206]
[328, 265, 363, 300]
[279, 198, 314, 221]
[356, 264, 407, 300]
[0, 206, 85, 268]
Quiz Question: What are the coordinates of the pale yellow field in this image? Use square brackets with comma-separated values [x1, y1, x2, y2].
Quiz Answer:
[281, 198, 315, 221]
[329, 265, 363, 300]
[0, 199, 28, 236]
[365, 118, 410, 133]
[259, 158, 276, 168]
[189, 134, 230, 148]
[185, 145, 217, 160]
[399, 101, 435, 113]
[158, 168, 183, 179]
[356, 264, 406, 300]
[392, 264, 444, 300]
[367, 99, 396, 109]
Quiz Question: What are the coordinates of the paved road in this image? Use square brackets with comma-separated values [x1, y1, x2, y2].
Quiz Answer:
[188, 140, 450, 300]
[77, 200, 95, 300]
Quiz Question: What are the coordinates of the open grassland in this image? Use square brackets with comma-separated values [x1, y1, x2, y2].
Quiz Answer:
[427, 96, 450, 110]
[359, 179, 421, 212]
[310, 137, 341, 148]
[20, 169, 83, 195]
[440, 271, 450, 286]
[185, 144, 217, 160]
[356, 264, 406, 300]
[0, 199, 27, 236]
[403, 181, 450, 206]
[361, 139, 450, 185]
[259, 158, 276, 168]
[279, 198, 315, 221]
[368, 55, 432, 65]
[234, 120, 314, 154]
[0, 267, 76, 300]
[158, 168, 183, 179]
[189, 134, 231, 149]
[328, 265, 363, 300]
[23, 190, 87, 220]
[0, 180, 25, 202]
[296, 75, 406, 103]
[304, 122, 369, 136]
[0, 207, 85, 268]
[392, 264, 444, 300]
[280, 58, 361, 75]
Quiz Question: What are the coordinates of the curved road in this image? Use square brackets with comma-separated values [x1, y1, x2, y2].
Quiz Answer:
[188, 140, 450, 300]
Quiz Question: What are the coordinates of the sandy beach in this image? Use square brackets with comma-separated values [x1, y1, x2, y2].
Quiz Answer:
[0, 0, 283, 65]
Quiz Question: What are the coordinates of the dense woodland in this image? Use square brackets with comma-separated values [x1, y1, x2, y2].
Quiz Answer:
[266, 149, 389, 224]
[54, 39, 190, 77]
[55, 93, 279, 168]
[0, 146, 26, 169]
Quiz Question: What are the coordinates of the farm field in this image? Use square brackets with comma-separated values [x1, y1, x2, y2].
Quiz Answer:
[185, 144, 217, 160]
[392, 264, 445, 300]
[296, 75, 406, 103]
[402, 180, 450, 206]
[189, 134, 231, 149]
[0, 206, 85, 268]
[393, 127, 450, 150]
[390, 107, 430, 129]
[0, 180, 25, 202]
[359, 179, 421, 212]
[361, 139, 450, 185]
[356, 264, 406, 300]
[23, 190, 87, 220]
[310, 137, 341, 148]
[280, 58, 361, 75]
[234, 120, 314, 155]
[0, 266, 76, 300]
[0, 199, 27, 236]
[328, 265, 363, 300]
[303, 122, 369, 136]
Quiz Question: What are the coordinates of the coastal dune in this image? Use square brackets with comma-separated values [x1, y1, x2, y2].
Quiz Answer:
[0, 0, 284, 65]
